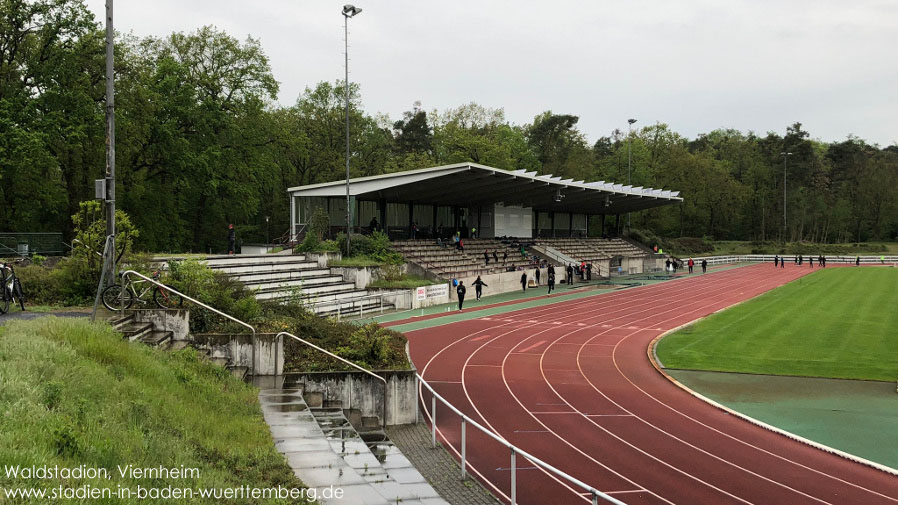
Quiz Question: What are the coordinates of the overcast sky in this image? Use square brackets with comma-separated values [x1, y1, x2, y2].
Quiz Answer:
[85, 0, 897, 146]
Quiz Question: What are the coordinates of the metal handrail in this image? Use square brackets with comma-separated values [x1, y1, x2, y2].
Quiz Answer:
[418, 374, 626, 505]
[90, 235, 116, 322]
[120, 270, 258, 375]
[72, 238, 105, 258]
[277, 331, 387, 429]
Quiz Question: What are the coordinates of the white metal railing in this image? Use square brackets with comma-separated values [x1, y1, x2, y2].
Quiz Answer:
[418, 374, 627, 505]
[304, 291, 411, 320]
[120, 270, 258, 375]
[278, 331, 386, 428]
[690, 254, 898, 266]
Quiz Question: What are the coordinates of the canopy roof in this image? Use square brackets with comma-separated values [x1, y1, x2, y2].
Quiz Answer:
[287, 163, 682, 214]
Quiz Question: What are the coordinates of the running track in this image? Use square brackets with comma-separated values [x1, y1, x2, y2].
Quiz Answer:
[404, 263, 898, 504]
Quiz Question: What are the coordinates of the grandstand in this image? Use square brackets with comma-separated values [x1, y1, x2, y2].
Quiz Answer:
[287, 162, 679, 282]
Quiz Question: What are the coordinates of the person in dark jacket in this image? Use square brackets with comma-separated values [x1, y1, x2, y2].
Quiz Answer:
[586, 263, 592, 280]
[492, 250, 499, 263]
[535, 268, 541, 285]
[520, 272, 527, 292]
[566, 264, 574, 286]
[701, 259, 708, 273]
[548, 264, 555, 279]
[456, 281, 466, 311]
[856, 256, 860, 266]
[547, 273, 555, 295]
[774, 255, 779, 267]
[503, 250, 508, 265]
[227, 224, 236, 255]
[472, 276, 488, 301]
[483, 250, 490, 265]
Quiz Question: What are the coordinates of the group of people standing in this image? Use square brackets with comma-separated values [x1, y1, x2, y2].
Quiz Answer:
[773, 254, 827, 268]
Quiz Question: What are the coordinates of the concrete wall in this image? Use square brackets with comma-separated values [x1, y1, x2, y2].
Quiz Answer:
[190, 333, 284, 376]
[128, 309, 189, 341]
[448, 267, 551, 300]
[288, 370, 418, 426]
[306, 251, 342, 268]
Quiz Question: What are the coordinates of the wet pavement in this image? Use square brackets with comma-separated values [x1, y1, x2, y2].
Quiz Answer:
[259, 385, 449, 505]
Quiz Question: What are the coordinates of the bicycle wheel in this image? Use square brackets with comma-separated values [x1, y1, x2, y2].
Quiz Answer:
[102, 284, 134, 311]
[13, 279, 24, 310]
[153, 285, 183, 309]
[0, 289, 8, 314]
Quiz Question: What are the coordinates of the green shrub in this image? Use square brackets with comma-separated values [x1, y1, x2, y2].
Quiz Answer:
[665, 237, 715, 255]
[337, 231, 403, 264]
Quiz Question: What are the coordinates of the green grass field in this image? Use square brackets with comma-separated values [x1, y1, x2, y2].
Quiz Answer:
[0, 318, 311, 504]
[656, 267, 898, 381]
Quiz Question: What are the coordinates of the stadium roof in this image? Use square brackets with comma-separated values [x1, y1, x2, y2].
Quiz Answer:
[287, 163, 682, 214]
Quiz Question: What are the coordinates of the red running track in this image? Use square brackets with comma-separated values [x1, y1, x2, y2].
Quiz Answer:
[404, 263, 898, 505]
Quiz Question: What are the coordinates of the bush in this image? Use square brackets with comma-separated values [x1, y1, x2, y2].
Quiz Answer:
[337, 231, 403, 264]
[627, 228, 665, 251]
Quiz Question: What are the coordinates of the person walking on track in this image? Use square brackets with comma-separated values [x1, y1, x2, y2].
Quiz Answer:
[547, 272, 555, 295]
[688, 258, 695, 274]
[774, 255, 779, 267]
[456, 281, 466, 311]
[701, 259, 708, 273]
[535, 267, 541, 285]
[472, 276, 487, 301]
[520, 272, 528, 292]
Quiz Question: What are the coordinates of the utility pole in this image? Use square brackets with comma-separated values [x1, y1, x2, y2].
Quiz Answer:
[343, 5, 362, 255]
[626, 118, 637, 233]
[104, 0, 116, 284]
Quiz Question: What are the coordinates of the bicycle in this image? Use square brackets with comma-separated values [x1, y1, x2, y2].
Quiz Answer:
[101, 268, 183, 311]
[0, 259, 25, 314]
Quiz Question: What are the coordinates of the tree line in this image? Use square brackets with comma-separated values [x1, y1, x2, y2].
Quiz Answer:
[2, 0, 897, 253]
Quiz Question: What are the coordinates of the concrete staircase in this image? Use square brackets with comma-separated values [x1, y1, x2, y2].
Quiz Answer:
[202, 253, 394, 317]
[260, 383, 448, 505]
[107, 312, 249, 380]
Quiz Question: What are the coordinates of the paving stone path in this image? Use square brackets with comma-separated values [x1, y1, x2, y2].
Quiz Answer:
[386, 422, 500, 505]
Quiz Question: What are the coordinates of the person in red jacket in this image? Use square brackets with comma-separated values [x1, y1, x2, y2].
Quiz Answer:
[688, 258, 695, 274]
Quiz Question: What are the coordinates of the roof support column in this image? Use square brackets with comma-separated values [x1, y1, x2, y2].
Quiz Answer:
[408, 201, 414, 240]
[289, 194, 296, 243]
[585, 214, 589, 238]
[550, 211, 556, 238]
[569, 212, 574, 238]
[615, 214, 621, 237]
[432, 205, 438, 238]
[379, 198, 386, 235]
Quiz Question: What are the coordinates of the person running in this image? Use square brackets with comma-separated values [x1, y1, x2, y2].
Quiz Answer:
[688, 258, 695, 274]
[535, 267, 541, 285]
[456, 281, 466, 311]
[548, 264, 555, 279]
[520, 272, 528, 292]
[809, 256, 814, 267]
[472, 276, 487, 301]
[566, 263, 574, 286]
[483, 250, 490, 265]
[547, 272, 555, 295]
[774, 255, 779, 267]
[701, 259, 708, 273]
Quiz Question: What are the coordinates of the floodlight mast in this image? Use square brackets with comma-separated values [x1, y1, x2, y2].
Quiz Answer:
[104, 0, 116, 284]
[626, 118, 637, 232]
[343, 4, 361, 254]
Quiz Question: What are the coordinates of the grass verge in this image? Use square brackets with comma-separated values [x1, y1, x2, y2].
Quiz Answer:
[0, 318, 311, 504]
[656, 267, 898, 381]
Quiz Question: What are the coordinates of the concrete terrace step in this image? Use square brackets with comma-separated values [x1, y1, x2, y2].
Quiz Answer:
[225, 268, 333, 282]
[202, 253, 308, 267]
[138, 330, 173, 348]
[254, 285, 363, 301]
[244, 277, 353, 293]
[314, 299, 395, 318]
[120, 322, 153, 341]
[209, 261, 321, 275]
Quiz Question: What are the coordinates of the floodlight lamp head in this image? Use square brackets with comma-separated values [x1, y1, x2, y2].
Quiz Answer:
[343, 4, 362, 17]
[628, 118, 637, 125]
[780, 151, 793, 156]
[554, 189, 565, 202]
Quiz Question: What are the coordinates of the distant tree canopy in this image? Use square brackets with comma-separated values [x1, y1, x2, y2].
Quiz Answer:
[2, 0, 897, 252]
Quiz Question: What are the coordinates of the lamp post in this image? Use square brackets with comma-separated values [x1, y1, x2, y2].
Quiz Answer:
[781, 151, 793, 240]
[626, 118, 637, 232]
[265, 216, 270, 245]
[342, 4, 362, 255]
